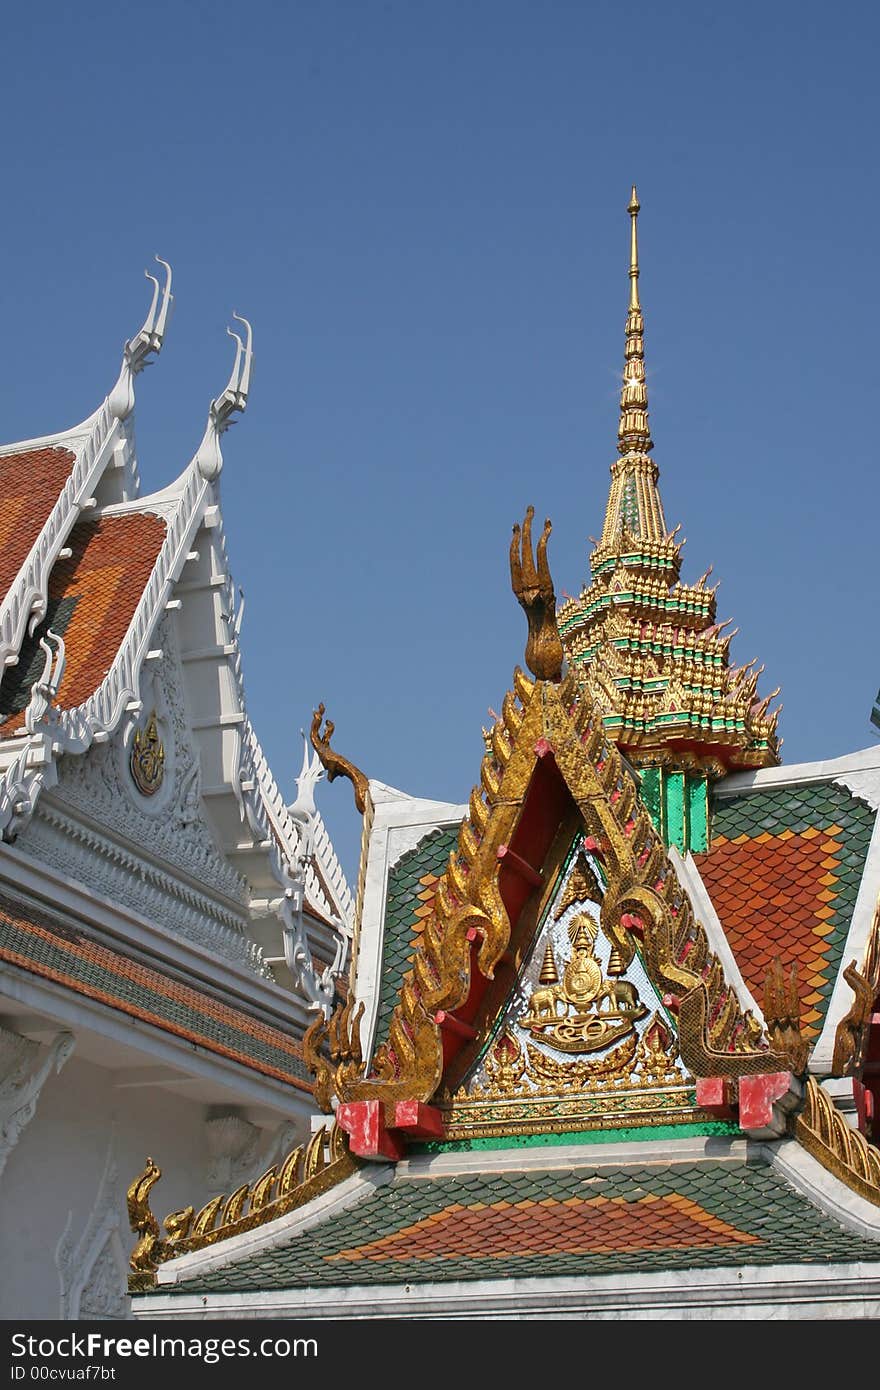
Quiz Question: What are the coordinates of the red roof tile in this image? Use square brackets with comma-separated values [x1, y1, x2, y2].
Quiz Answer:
[326, 1192, 759, 1262]
[695, 829, 843, 1036]
[0, 511, 166, 738]
[0, 447, 76, 606]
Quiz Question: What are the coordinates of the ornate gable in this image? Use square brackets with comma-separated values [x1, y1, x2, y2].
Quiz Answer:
[306, 512, 796, 1144]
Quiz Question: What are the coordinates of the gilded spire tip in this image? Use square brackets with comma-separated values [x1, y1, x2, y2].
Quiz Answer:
[617, 184, 652, 454]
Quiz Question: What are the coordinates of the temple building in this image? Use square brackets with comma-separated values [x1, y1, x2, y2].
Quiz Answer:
[0, 266, 352, 1319]
[121, 195, 880, 1319]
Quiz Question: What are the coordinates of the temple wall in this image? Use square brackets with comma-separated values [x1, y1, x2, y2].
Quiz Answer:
[0, 1053, 208, 1321]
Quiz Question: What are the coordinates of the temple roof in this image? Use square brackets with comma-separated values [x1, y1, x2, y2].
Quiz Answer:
[134, 1138, 880, 1318]
[0, 265, 352, 1016]
[0, 891, 312, 1092]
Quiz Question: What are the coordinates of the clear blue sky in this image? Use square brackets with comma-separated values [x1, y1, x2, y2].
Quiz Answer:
[2, 1, 877, 882]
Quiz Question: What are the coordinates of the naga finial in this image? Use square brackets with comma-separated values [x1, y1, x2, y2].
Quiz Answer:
[127, 1157, 165, 1273]
[110, 256, 174, 420]
[310, 704, 369, 815]
[509, 506, 564, 682]
[195, 312, 254, 482]
[762, 957, 809, 1076]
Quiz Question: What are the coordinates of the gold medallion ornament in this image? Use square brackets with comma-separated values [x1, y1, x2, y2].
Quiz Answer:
[130, 712, 165, 797]
[519, 913, 647, 1053]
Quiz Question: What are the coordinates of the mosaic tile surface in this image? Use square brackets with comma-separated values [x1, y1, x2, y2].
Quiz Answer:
[163, 1158, 880, 1291]
[374, 825, 460, 1045]
[0, 894, 311, 1089]
[695, 781, 875, 1039]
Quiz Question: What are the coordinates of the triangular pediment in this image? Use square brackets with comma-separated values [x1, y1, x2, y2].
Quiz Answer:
[308, 669, 796, 1123]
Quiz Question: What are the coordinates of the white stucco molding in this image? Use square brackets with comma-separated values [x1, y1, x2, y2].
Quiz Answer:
[0, 1022, 74, 1179]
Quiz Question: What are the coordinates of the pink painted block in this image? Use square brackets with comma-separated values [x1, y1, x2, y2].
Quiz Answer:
[392, 1101, 445, 1139]
[336, 1100, 405, 1161]
[738, 1072, 793, 1132]
[695, 1076, 732, 1116]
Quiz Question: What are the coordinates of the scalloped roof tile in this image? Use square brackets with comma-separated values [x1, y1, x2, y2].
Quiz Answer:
[155, 1157, 880, 1292]
[695, 780, 876, 1041]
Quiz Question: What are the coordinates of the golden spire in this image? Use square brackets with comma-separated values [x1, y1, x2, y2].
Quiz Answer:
[618, 184, 653, 456]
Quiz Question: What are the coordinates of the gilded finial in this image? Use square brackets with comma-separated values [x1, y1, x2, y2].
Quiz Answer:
[310, 705, 370, 815]
[628, 184, 640, 311]
[618, 184, 653, 456]
[509, 506, 564, 683]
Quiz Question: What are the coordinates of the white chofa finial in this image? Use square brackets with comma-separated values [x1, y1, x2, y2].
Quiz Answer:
[288, 729, 324, 827]
[194, 312, 254, 482]
[109, 256, 174, 420]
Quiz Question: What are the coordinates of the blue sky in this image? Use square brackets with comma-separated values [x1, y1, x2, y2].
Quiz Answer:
[2, 1, 878, 881]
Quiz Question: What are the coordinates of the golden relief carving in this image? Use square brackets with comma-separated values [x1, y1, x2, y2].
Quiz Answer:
[443, 1001, 690, 1140]
[762, 957, 809, 1076]
[519, 914, 647, 1054]
[552, 853, 602, 920]
[129, 712, 165, 796]
[126, 1121, 356, 1289]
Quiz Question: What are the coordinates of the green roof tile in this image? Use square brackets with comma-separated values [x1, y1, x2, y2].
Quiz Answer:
[374, 825, 460, 1046]
[160, 1156, 880, 1294]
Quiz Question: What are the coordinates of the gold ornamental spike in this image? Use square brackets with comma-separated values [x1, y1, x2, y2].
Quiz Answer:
[538, 939, 559, 985]
[618, 184, 654, 457]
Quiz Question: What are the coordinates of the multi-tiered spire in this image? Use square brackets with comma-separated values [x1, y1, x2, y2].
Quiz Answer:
[558, 188, 780, 851]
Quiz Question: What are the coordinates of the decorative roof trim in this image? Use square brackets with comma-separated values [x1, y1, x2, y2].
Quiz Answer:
[795, 1076, 880, 1208]
[128, 1120, 357, 1289]
[713, 745, 880, 800]
[0, 265, 171, 679]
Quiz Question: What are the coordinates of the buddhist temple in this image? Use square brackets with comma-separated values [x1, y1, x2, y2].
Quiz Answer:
[0, 265, 353, 1319]
[122, 195, 880, 1321]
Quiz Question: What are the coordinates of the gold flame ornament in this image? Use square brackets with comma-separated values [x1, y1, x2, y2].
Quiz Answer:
[130, 712, 165, 797]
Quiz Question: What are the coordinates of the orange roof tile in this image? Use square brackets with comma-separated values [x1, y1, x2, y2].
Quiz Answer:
[0, 511, 166, 738]
[0, 447, 76, 606]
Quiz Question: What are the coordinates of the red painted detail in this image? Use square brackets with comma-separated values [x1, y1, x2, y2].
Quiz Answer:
[662, 993, 681, 1012]
[391, 1101, 445, 1139]
[695, 1076, 734, 1117]
[620, 912, 643, 931]
[496, 844, 543, 887]
[583, 836, 601, 852]
[624, 818, 636, 835]
[438, 748, 572, 1083]
[860, 999, 880, 1136]
[434, 1010, 479, 1040]
[336, 1100, 405, 1161]
[853, 1079, 874, 1138]
[465, 925, 482, 943]
[737, 1072, 793, 1132]
[534, 737, 553, 758]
